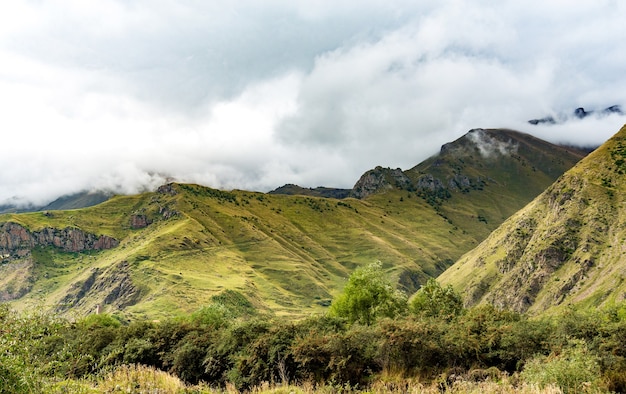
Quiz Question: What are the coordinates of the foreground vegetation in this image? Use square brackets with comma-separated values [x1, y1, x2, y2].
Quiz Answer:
[3, 265, 626, 393]
[3, 303, 622, 393]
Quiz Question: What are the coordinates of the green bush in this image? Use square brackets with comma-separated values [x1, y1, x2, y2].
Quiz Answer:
[376, 318, 447, 377]
[521, 338, 605, 393]
[291, 322, 381, 386]
[441, 304, 522, 370]
[202, 318, 272, 388]
[190, 302, 232, 328]
[329, 262, 407, 325]
[409, 278, 464, 321]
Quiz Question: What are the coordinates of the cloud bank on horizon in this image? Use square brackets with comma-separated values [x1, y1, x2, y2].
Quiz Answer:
[1, 0, 625, 206]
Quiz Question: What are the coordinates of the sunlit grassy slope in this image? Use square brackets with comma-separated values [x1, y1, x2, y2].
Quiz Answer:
[2, 184, 475, 320]
[0, 129, 589, 320]
[439, 124, 626, 315]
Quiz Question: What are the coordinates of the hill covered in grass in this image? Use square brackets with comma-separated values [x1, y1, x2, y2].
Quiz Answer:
[0, 183, 469, 320]
[353, 128, 589, 240]
[439, 124, 626, 315]
[0, 129, 589, 320]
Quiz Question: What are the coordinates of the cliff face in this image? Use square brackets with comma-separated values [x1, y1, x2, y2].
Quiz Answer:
[0, 222, 119, 260]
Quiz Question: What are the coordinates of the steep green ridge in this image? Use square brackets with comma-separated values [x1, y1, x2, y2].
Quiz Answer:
[0, 129, 588, 320]
[354, 128, 588, 239]
[439, 124, 626, 315]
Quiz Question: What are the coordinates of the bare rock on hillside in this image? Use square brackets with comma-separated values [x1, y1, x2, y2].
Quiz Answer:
[351, 166, 411, 199]
[130, 214, 151, 229]
[0, 222, 119, 260]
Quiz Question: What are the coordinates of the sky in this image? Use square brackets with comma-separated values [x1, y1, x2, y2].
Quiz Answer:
[1, 0, 626, 206]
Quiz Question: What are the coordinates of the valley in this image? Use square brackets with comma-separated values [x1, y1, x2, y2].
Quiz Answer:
[0, 128, 589, 320]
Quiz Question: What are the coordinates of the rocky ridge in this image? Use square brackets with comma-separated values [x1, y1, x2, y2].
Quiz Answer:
[350, 128, 580, 201]
[0, 222, 119, 261]
[350, 167, 411, 199]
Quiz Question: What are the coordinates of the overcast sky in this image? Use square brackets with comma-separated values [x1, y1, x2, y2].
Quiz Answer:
[1, 0, 625, 206]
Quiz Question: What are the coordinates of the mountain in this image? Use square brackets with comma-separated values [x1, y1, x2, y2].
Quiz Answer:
[352, 128, 589, 239]
[528, 104, 623, 125]
[268, 184, 351, 199]
[438, 124, 626, 315]
[0, 191, 112, 214]
[0, 129, 588, 320]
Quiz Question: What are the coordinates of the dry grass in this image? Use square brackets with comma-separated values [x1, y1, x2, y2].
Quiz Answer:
[96, 364, 188, 393]
[40, 365, 586, 394]
[236, 380, 566, 393]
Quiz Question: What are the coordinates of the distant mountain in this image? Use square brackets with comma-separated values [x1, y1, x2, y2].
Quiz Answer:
[529, 105, 623, 125]
[0, 191, 112, 214]
[439, 124, 626, 315]
[268, 184, 351, 199]
[0, 129, 589, 320]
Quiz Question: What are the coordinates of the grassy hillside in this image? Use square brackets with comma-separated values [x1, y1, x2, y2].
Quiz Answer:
[1, 183, 474, 320]
[439, 124, 626, 315]
[0, 129, 589, 320]
[406, 128, 588, 240]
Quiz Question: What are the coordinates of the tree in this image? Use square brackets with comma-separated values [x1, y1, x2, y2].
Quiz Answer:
[329, 262, 407, 325]
[409, 278, 464, 320]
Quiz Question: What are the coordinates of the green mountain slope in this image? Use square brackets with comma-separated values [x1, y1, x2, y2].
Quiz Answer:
[0, 129, 588, 320]
[439, 124, 626, 315]
[0, 184, 467, 319]
[353, 128, 588, 239]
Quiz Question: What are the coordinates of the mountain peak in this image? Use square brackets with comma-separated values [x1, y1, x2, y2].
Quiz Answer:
[352, 128, 588, 202]
[439, 124, 626, 314]
[440, 128, 520, 159]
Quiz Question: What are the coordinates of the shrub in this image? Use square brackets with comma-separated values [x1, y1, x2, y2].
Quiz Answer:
[409, 278, 464, 321]
[78, 313, 122, 329]
[376, 318, 448, 377]
[520, 338, 605, 393]
[329, 262, 407, 325]
[190, 302, 232, 328]
[441, 304, 522, 370]
[291, 323, 381, 386]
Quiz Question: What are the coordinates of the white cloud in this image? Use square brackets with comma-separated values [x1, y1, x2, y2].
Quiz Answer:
[0, 0, 625, 206]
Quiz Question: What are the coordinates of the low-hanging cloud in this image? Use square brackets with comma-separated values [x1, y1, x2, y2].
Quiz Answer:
[1, 0, 625, 206]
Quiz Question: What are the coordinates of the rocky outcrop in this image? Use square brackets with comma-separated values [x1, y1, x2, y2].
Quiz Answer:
[0, 222, 119, 260]
[415, 174, 445, 192]
[0, 258, 34, 301]
[130, 214, 151, 229]
[351, 167, 481, 201]
[351, 167, 411, 199]
[157, 183, 178, 196]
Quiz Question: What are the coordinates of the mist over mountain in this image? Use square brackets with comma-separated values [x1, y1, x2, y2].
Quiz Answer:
[1, 2, 626, 207]
[439, 123, 626, 314]
[529, 105, 623, 125]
